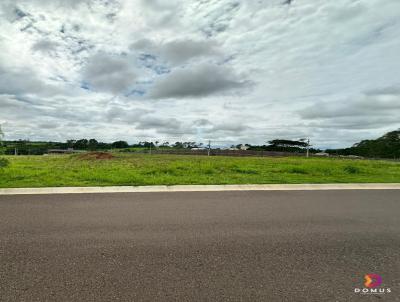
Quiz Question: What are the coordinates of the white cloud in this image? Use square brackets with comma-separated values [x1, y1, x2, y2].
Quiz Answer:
[32, 39, 59, 53]
[149, 63, 248, 99]
[82, 53, 137, 94]
[131, 38, 222, 65]
[0, 0, 400, 147]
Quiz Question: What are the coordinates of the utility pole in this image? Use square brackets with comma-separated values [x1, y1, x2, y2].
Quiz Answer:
[306, 138, 310, 158]
[149, 141, 152, 155]
[207, 140, 211, 156]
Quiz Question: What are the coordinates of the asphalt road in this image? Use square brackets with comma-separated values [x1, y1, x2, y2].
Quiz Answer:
[0, 190, 399, 302]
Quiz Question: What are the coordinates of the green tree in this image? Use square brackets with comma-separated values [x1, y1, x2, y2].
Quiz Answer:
[74, 139, 89, 149]
[173, 142, 184, 149]
[327, 129, 400, 159]
[0, 125, 4, 145]
[268, 139, 308, 148]
[88, 139, 99, 151]
[111, 141, 129, 149]
[0, 125, 4, 155]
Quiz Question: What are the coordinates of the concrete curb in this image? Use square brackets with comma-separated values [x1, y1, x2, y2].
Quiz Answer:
[1, 184, 400, 195]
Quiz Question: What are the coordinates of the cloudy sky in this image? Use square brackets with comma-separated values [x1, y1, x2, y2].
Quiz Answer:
[0, 0, 399, 148]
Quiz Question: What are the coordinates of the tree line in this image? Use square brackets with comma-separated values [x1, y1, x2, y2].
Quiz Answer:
[1, 124, 399, 159]
[243, 139, 321, 153]
[0, 138, 206, 155]
[326, 130, 400, 159]
[0, 138, 319, 155]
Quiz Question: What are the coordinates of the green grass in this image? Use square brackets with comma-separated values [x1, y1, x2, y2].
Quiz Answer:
[0, 153, 399, 188]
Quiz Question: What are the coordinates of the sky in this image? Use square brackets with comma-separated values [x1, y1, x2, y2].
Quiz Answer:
[0, 0, 399, 148]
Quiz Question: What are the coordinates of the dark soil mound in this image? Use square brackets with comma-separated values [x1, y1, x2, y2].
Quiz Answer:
[77, 152, 115, 160]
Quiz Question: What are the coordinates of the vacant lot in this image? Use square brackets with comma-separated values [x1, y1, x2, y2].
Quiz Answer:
[0, 153, 399, 188]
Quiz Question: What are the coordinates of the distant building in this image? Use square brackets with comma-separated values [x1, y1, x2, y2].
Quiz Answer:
[47, 148, 80, 154]
[346, 155, 364, 159]
[315, 152, 329, 157]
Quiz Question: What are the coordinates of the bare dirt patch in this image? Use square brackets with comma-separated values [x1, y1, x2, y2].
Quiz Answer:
[77, 152, 115, 160]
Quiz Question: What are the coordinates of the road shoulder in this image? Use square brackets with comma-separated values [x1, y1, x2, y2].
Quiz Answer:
[1, 183, 400, 195]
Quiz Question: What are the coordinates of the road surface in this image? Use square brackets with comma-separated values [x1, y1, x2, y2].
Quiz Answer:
[0, 190, 399, 301]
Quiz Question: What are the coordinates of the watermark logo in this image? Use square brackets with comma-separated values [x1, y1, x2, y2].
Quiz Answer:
[364, 274, 382, 288]
[354, 274, 391, 295]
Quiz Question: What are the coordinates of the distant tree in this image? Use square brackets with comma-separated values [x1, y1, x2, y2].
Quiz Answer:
[88, 139, 98, 151]
[13, 140, 28, 155]
[263, 139, 308, 153]
[183, 142, 197, 149]
[138, 141, 154, 148]
[111, 140, 129, 149]
[0, 125, 4, 146]
[66, 140, 76, 148]
[74, 139, 89, 150]
[0, 125, 4, 154]
[173, 142, 184, 149]
[327, 129, 400, 159]
[246, 139, 317, 153]
[268, 139, 308, 148]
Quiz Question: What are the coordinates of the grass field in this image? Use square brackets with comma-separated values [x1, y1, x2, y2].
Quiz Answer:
[0, 153, 400, 188]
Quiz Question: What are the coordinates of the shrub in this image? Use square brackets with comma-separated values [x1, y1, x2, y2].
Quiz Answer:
[344, 165, 360, 174]
[0, 157, 10, 169]
[289, 167, 308, 174]
[231, 167, 259, 174]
